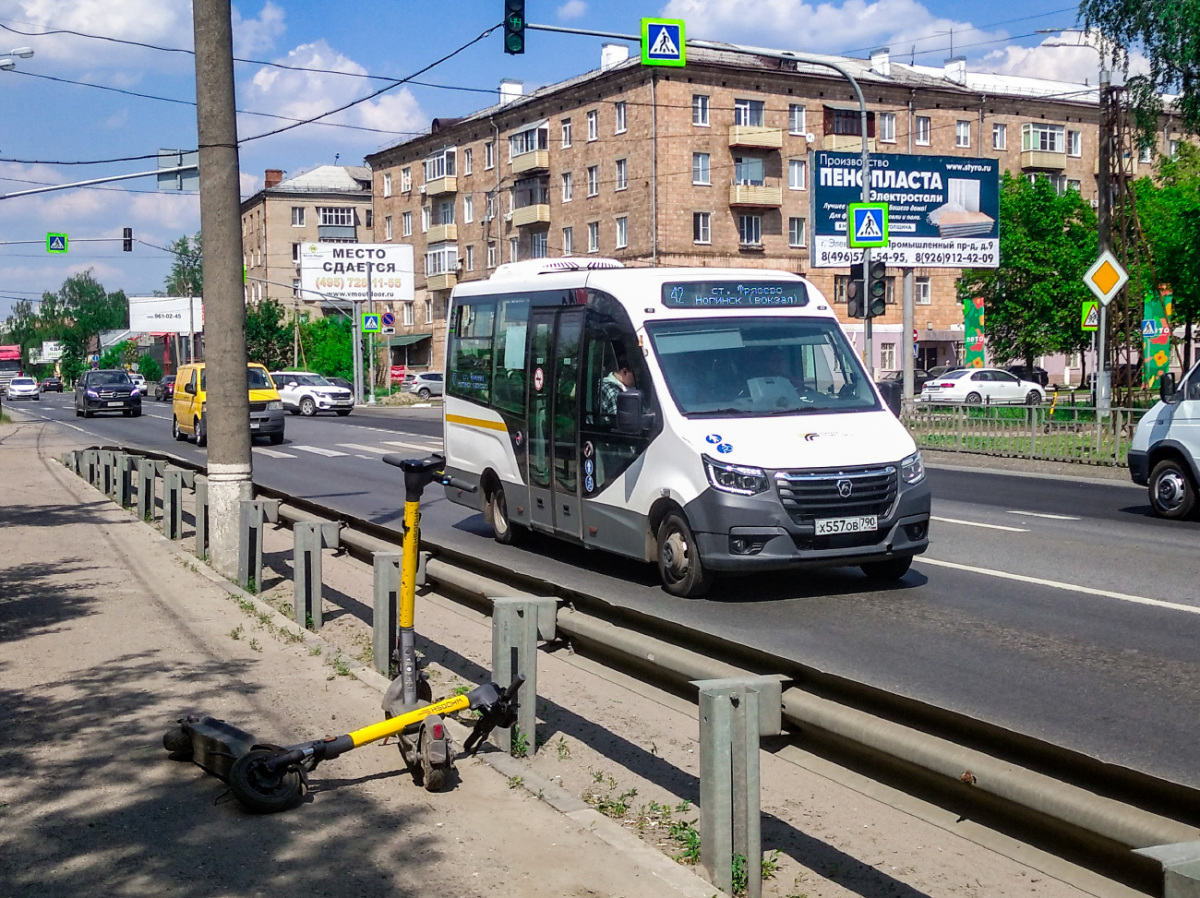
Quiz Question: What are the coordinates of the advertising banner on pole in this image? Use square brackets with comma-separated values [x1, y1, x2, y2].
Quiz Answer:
[1143, 285, 1172, 389]
[810, 151, 1000, 268]
[128, 296, 204, 334]
[300, 243, 415, 303]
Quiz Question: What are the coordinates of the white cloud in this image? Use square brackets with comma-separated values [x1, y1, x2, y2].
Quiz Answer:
[983, 35, 1150, 86]
[557, 1, 587, 20]
[232, 1, 286, 57]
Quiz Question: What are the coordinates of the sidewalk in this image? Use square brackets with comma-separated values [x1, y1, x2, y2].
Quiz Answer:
[0, 416, 1139, 898]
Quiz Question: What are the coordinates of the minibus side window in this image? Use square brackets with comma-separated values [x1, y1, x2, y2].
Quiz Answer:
[491, 297, 530, 414]
[448, 300, 496, 403]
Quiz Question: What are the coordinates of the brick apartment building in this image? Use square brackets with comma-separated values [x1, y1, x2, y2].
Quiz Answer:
[363, 44, 1181, 378]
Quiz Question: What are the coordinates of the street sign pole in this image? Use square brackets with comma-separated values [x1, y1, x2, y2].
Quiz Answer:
[367, 263, 376, 406]
[353, 301, 364, 406]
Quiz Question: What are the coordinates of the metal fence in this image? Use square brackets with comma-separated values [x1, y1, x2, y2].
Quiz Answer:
[903, 401, 1147, 467]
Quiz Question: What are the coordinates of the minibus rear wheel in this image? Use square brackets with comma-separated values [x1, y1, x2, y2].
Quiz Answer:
[488, 483, 518, 545]
[657, 512, 713, 599]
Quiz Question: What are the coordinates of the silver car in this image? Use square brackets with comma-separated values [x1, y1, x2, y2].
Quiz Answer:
[6, 376, 40, 401]
[401, 372, 444, 400]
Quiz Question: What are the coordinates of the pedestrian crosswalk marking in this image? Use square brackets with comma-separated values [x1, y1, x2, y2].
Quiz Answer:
[383, 440, 443, 451]
[291, 445, 349, 457]
[254, 447, 297, 458]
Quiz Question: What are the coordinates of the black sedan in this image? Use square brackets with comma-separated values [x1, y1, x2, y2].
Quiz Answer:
[74, 369, 142, 418]
[877, 368, 932, 395]
[40, 376, 63, 393]
[153, 376, 176, 401]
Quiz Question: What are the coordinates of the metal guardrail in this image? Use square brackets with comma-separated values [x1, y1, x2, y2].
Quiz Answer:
[904, 401, 1148, 467]
[69, 443, 1200, 894]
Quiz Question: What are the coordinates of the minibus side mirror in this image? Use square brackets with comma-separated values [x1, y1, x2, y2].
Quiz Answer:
[1160, 372, 1177, 404]
[877, 380, 903, 417]
[183, 383, 195, 395]
[616, 389, 649, 434]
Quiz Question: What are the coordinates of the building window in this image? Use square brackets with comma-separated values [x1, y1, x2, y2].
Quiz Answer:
[1067, 179, 1081, 192]
[692, 94, 709, 126]
[829, 107, 873, 136]
[436, 199, 455, 226]
[789, 104, 806, 135]
[383, 173, 392, 197]
[615, 216, 627, 248]
[423, 147, 456, 181]
[692, 153, 710, 185]
[562, 226, 573, 256]
[562, 171, 573, 202]
[486, 192, 496, 221]
[587, 109, 598, 141]
[509, 123, 548, 159]
[465, 244, 475, 271]
[463, 147, 472, 174]
[402, 211, 412, 236]
[291, 206, 305, 227]
[587, 221, 599, 253]
[561, 118, 572, 147]
[1022, 122, 1065, 153]
[421, 206, 432, 232]
[881, 342, 896, 371]
[1026, 172, 1068, 194]
[1139, 145, 1153, 163]
[993, 123, 1007, 150]
[587, 165, 599, 197]
[404, 303, 415, 326]
[614, 158, 627, 191]
[614, 101, 626, 133]
[509, 237, 519, 263]
[788, 217, 806, 247]
[738, 214, 762, 246]
[734, 156, 764, 186]
[788, 158, 807, 190]
[384, 216, 393, 240]
[734, 98, 765, 127]
[487, 241, 497, 268]
[425, 242, 458, 277]
[915, 116, 931, 146]
[292, 278, 301, 297]
[878, 112, 896, 143]
[291, 242, 300, 263]
[365, 210, 373, 229]
[318, 207, 354, 226]
[956, 121, 971, 148]
[693, 212, 711, 244]
[424, 299, 433, 322]
[1067, 130, 1082, 157]
[485, 141, 495, 169]
[1169, 138, 1180, 158]
[464, 195, 474, 223]
[915, 276, 931, 305]
[531, 231, 548, 258]
[400, 167, 412, 192]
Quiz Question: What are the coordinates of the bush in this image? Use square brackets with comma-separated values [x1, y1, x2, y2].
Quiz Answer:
[137, 355, 162, 383]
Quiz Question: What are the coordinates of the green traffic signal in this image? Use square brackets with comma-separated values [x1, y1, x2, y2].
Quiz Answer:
[504, 0, 525, 54]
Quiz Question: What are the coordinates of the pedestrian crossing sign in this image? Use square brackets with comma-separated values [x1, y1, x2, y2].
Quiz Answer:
[641, 18, 685, 67]
[47, 233, 68, 253]
[361, 313, 381, 333]
[847, 203, 888, 248]
[1081, 300, 1098, 331]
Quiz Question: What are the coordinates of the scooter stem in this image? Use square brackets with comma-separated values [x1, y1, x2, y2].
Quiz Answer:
[398, 497, 421, 709]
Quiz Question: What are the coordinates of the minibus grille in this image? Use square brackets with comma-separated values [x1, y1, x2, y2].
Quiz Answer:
[774, 464, 898, 523]
[248, 401, 269, 412]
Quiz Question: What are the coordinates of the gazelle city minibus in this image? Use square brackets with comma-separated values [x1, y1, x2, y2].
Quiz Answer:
[442, 259, 930, 598]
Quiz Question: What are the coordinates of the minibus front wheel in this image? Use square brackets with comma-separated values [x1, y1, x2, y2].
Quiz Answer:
[656, 511, 713, 599]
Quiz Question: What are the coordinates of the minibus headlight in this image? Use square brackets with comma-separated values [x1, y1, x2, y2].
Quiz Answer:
[704, 457, 770, 496]
[267, 400, 283, 410]
[901, 451, 925, 485]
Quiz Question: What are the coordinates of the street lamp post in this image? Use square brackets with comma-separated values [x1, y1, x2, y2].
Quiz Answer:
[0, 47, 34, 71]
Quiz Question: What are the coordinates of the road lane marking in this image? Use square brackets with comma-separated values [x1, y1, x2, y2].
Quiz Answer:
[932, 515, 1028, 533]
[1006, 510, 1081, 521]
[253, 447, 297, 459]
[917, 557, 1200, 615]
[290, 445, 349, 457]
[383, 440, 442, 451]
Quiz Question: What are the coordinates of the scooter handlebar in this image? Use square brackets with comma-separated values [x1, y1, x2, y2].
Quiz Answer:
[440, 475, 477, 493]
[462, 674, 526, 756]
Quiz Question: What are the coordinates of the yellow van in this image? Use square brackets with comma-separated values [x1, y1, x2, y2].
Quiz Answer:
[172, 362, 286, 446]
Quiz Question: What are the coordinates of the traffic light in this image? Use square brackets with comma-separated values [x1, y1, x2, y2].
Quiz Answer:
[867, 258, 887, 318]
[845, 262, 865, 318]
[122, 227, 133, 252]
[503, 0, 526, 55]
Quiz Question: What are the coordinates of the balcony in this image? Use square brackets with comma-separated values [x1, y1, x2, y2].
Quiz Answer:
[426, 271, 458, 292]
[426, 223, 458, 243]
[728, 125, 783, 149]
[423, 175, 457, 196]
[513, 204, 551, 227]
[511, 150, 550, 175]
[1020, 149, 1066, 171]
[729, 182, 783, 207]
[823, 134, 876, 152]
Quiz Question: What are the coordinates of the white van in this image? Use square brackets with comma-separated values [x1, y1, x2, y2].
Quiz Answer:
[441, 260, 930, 597]
[1129, 361, 1200, 519]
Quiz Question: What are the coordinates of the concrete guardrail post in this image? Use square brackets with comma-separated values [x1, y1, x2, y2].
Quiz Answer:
[81, 449, 98, 487]
[193, 475, 209, 560]
[293, 521, 342, 631]
[692, 675, 785, 898]
[162, 466, 185, 540]
[491, 597, 556, 755]
[97, 449, 114, 494]
[136, 458, 156, 522]
[114, 454, 134, 508]
[372, 552, 401, 677]
[66, 450, 81, 476]
[237, 499, 279, 593]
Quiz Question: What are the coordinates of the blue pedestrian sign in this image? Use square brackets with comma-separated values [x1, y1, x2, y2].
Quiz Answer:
[847, 203, 888, 248]
[641, 18, 685, 67]
[1141, 319, 1160, 337]
[47, 233, 68, 253]
[361, 313, 381, 334]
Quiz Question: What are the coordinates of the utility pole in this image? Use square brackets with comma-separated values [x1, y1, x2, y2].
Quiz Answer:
[1096, 62, 1112, 412]
[193, 0, 252, 578]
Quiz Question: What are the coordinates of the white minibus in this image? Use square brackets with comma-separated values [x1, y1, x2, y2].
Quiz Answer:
[442, 259, 930, 598]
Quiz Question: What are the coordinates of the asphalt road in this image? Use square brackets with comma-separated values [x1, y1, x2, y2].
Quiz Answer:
[16, 392, 1200, 788]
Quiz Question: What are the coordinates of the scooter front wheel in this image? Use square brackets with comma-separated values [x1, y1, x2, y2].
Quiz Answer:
[228, 748, 305, 813]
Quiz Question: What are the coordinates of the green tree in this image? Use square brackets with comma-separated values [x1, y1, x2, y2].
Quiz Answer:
[300, 315, 354, 380]
[98, 340, 139, 370]
[958, 173, 1099, 373]
[245, 297, 293, 370]
[137, 354, 163, 383]
[2, 271, 127, 374]
[164, 234, 203, 297]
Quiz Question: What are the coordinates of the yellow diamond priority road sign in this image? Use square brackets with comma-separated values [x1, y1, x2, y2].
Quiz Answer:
[1083, 250, 1128, 307]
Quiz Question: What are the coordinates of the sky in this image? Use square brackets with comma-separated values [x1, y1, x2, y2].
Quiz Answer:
[0, 0, 1135, 322]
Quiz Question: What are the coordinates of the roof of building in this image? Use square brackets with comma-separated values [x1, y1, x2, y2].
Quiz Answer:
[273, 164, 371, 192]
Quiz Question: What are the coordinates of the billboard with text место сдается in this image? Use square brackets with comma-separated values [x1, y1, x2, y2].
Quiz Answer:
[299, 243, 415, 304]
[810, 151, 1000, 269]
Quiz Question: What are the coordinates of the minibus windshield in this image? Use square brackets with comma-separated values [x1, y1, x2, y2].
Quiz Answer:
[647, 317, 879, 417]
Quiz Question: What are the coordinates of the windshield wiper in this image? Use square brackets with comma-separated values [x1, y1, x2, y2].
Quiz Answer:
[687, 407, 753, 418]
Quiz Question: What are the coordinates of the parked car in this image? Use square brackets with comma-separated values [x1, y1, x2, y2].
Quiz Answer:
[74, 369, 141, 418]
[877, 368, 932, 395]
[270, 371, 355, 417]
[401, 371, 444, 400]
[39, 376, 63, 393]
[327, 376, 354, 392]
[153, 376, 175, 401]
[129, 372, 149, 396]
[6, 376, 40, 401]
[919, 367, 1046, 406]
[1084, 364, 1143, 389]
[926, 365, 963, 380]
[1006, 364, 1050, 388]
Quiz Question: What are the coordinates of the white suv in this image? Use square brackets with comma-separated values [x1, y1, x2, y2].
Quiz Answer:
[270, 371, 355, 417]
[129, 372, 149, 396]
